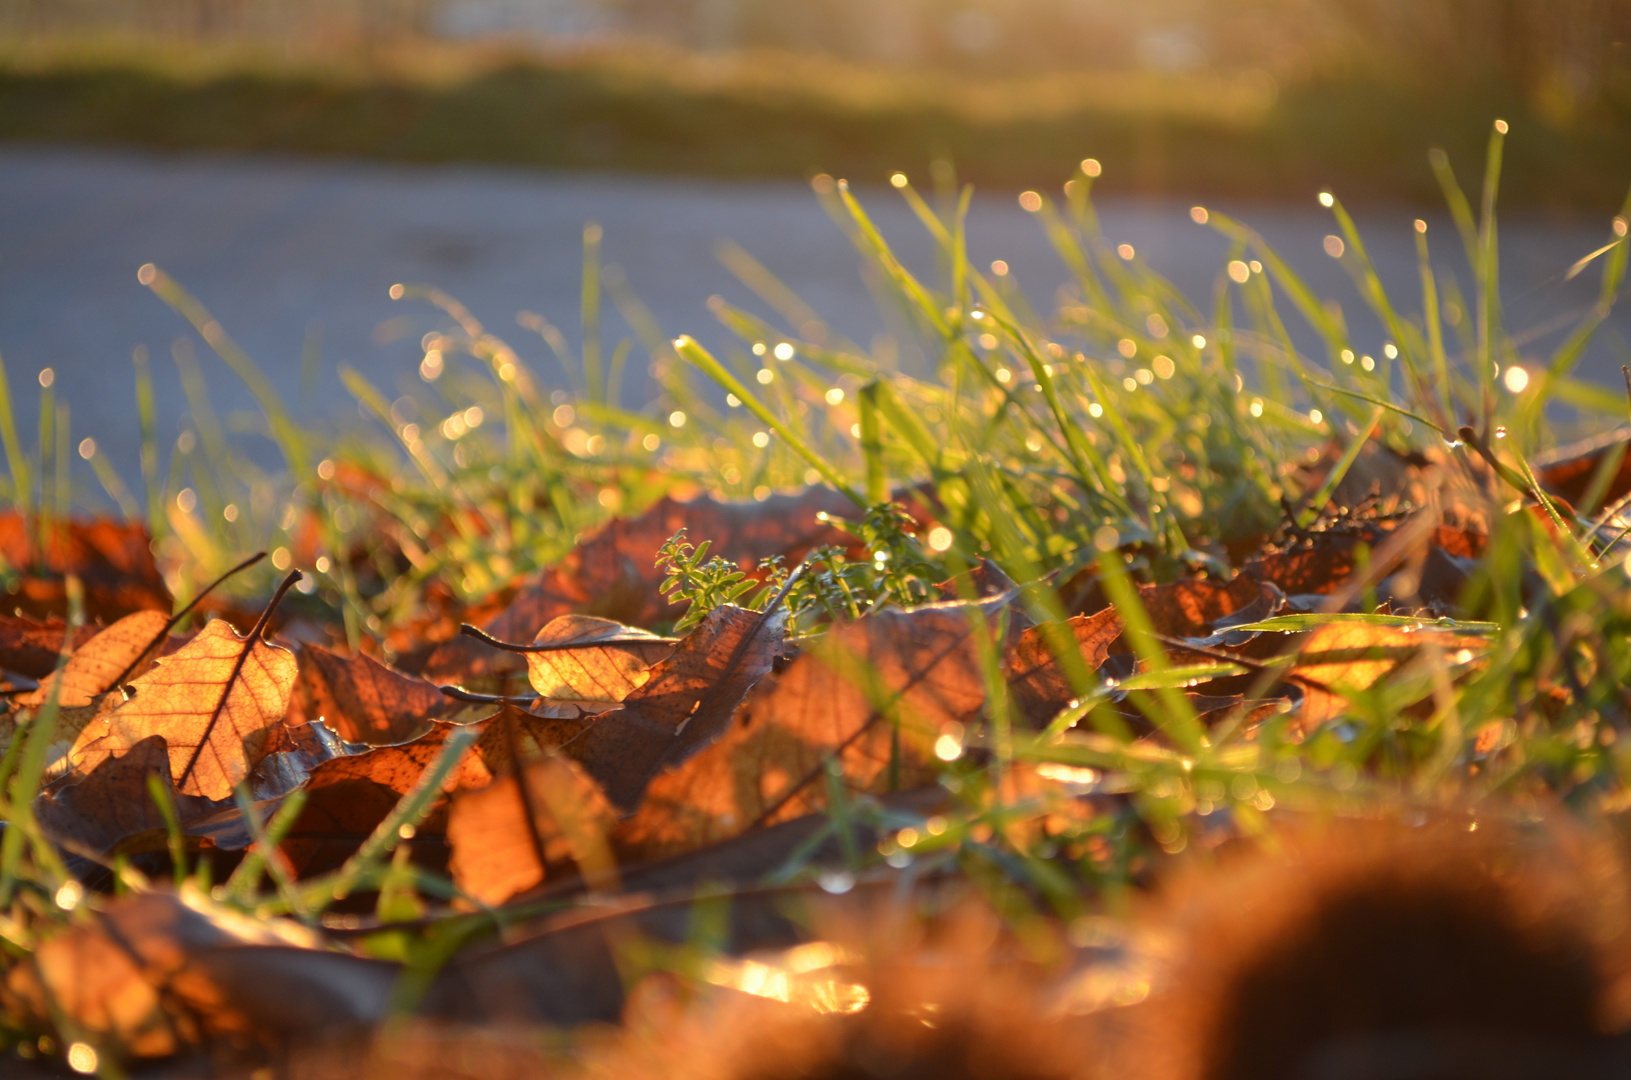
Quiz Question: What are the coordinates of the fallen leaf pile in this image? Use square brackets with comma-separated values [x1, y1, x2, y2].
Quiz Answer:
[0, 467, 1577, 1070]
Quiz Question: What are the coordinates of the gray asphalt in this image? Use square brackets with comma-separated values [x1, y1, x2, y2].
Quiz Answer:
[1, 145, 1626, 494]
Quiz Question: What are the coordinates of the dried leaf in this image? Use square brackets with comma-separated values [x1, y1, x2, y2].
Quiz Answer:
[614, 593, 1010, 863]
[6, 889, 394, 1056]
[522, 615, 675, 702]
[1139, 575, 1283, 640]
[447, 753, 617, 905]
[566, 604, 787, 813]
[5, 909, 180, 1057]
[35, 735, 178, 857]
[1247, 528, 1390, 596]
[1293, 622, 1483, 692]
[1538, 429, 1631, 508]
[281, 708, 582, 877]
[1288, 622, 1486, 724]
[0, 512, 172, 621]
[0, 612, 98, 678]
[1007, 607, 1123, 726]
[20, 609, 169, 708]
[0, 697, 121, 775]
[298, 644, 478, 745]
[69, 620, 298, 800]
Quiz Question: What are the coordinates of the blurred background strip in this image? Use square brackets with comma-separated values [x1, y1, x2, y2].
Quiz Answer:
[0, 0, 1626, 207]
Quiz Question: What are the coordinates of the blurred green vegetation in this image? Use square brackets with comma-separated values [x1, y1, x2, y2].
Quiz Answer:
[0, 29, 1626, 210]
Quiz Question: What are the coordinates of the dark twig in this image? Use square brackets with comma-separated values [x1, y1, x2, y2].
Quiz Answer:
[107, 550, 269, 693]
[459, 623, 677, 653]
[436, 684, 541, 707]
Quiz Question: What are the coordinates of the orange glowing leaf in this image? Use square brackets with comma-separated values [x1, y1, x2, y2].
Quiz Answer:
[522, 615, 674, 703]
[69, 620, 298, 800]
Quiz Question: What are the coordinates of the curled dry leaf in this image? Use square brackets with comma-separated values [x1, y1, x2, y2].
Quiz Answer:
[521, 614, 675, 702]
[614, 592, 1010, 863]
[566, 604, 788, 814]
[299, 644, 463, 745]
[447, 752, 617, 905]
[69, 620, 298, 801]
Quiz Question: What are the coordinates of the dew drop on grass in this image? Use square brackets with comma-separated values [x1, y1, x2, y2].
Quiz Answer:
[66, 1043, 97, 1075]
[818, 870, 856, 895]
[1494, 426, 1508, 438]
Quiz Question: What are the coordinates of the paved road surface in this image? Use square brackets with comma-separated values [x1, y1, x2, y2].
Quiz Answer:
[1, 146, 1626, 493]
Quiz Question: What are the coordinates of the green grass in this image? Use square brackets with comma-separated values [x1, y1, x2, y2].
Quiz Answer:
[2, 31, 1631, 210]
[2, 113, 1631, 1068]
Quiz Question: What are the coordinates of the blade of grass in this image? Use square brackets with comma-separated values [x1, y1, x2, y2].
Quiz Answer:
[582, 222, 603, 403]
[674, 335, 862, 505]
[1297, 406, 1384, 528]
[140, 264, 311, 478]
[293, 724, 480, 918]
[133, 346, 166, 543]
[0, 350, 30, 512]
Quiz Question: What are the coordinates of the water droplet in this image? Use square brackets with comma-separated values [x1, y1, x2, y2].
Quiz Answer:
[1442, 438, 1464, 450]
[1494, 426, 1508, 439]
[818, 870, 856, 894]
